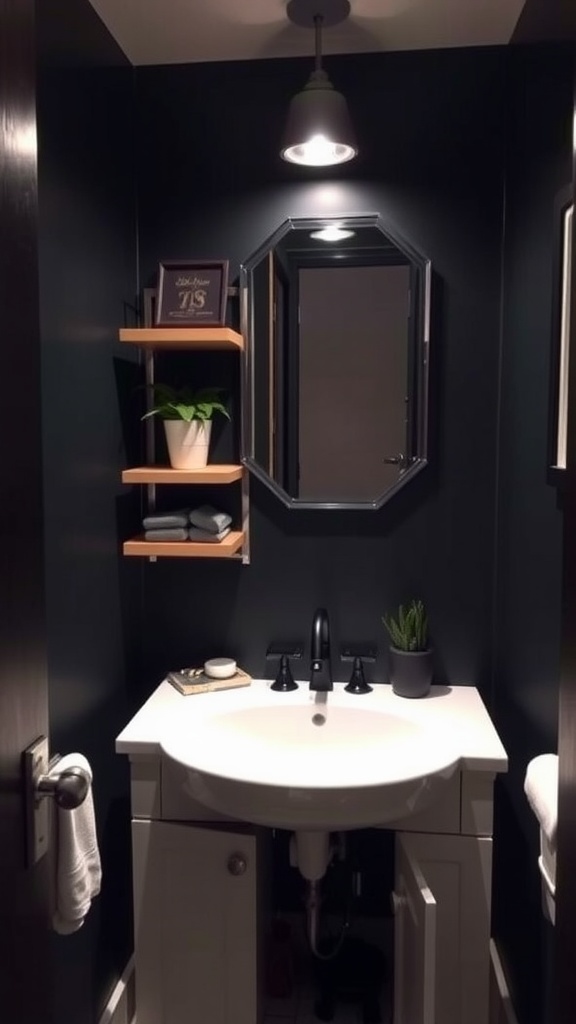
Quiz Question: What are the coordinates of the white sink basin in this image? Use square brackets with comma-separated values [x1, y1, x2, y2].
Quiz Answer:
[160, 685, 460, 830]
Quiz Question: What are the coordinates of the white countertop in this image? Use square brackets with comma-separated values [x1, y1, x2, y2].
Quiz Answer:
[116, 679, 508, 773]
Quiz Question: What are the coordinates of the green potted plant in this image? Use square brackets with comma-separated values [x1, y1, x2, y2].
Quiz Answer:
[382, 598, 433, 698]
[142, 383, 230, 469]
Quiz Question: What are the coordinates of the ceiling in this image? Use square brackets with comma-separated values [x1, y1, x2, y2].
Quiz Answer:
[87, 0, 527, 67]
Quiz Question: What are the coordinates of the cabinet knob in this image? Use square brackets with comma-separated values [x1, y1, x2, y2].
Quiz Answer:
[227, 852, 248, 876]
[390, 890, 407, 915]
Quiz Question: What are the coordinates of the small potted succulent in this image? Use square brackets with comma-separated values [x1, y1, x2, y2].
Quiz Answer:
[382, 598, 433, 698]
[142, 383, 230, 469]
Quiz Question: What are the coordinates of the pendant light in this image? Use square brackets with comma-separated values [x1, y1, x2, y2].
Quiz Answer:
[281, 0, 358, 167]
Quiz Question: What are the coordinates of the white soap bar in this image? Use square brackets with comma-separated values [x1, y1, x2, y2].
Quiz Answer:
[204, 657, 237, 679]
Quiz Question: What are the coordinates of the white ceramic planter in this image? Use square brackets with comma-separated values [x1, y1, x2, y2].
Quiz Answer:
[163, 420, 212, 469]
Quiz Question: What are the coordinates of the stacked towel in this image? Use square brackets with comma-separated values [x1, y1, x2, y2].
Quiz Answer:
[144, 527, 188, 541]
[143, 509, 189, 542]
[189, 504, 232, 535]
[52, 754, 102, 935]
[142, 510, 189, 530]
[524, 753, 558, 848]
[141, 505, 233, 544]
[189, 526, 231, 543]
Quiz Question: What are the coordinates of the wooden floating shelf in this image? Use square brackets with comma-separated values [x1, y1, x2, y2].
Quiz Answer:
[123, 531, 245, 559]
[119, 327, 243, 351]
[122, 464, 244, 485]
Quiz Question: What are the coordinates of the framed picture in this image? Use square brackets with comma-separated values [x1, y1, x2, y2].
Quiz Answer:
[155, 260, 229, 327]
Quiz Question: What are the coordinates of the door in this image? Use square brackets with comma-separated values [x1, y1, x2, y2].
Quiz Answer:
[0, 0, 52, 1020]
[132, 820, 259, 1024]
[393, 833, 437, 1024]
[394, 831, 493, 1024]
[297, 264, 410, 503]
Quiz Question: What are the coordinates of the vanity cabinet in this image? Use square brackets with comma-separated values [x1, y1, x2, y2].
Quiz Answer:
[132, 819, 261, 1024]
[116, 683, 507, 1024]
[124, 762, 497, 1024]
[119, 326, 249, 562]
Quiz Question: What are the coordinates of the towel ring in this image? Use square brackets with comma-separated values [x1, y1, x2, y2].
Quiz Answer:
[36, 761, 90, 810]
[23, 737, 93, 867]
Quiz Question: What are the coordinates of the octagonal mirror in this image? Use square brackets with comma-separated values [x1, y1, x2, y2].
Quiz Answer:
[240, 214, 431, 510]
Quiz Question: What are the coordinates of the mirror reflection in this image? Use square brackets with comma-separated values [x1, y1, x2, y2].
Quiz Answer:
[240, 214, 431, 510]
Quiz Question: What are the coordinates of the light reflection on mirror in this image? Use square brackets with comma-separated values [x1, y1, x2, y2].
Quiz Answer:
[240, 214, 431, 510]
[310, 226, 356, 242]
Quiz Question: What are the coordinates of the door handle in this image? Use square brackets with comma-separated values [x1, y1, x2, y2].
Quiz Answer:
[383, 454, 409, 470]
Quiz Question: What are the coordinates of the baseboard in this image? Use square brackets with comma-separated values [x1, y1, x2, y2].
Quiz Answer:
[98, 955, 136, 1024]
[490, 939, 519, 1024]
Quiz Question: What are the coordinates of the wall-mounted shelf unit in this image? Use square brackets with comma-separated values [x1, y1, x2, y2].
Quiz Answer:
[120, 326, 249, 563]
[119, 327, 243, 350]
[123, 532, 245, 559]
[121, 465, 244, 485]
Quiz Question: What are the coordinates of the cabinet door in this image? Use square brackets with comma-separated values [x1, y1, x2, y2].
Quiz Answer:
[394, 831, 492, 1024]
[393, 833, 437, 1024]
[132, 820, 258, 1024]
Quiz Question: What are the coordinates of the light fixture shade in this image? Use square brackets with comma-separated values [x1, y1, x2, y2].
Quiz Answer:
[280, 70, 357, 167]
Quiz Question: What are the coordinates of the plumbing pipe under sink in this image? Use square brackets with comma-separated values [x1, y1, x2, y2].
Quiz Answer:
[289, 830, 350, 961]
[290, 830, 333, 881]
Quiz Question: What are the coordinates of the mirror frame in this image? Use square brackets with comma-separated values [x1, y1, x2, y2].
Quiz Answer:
[240, 213, 432, 510]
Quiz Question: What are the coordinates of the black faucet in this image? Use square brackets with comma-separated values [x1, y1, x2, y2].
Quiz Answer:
[310, 607, 333, 692]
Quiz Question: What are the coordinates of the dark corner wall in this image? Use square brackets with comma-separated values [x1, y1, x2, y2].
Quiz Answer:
[134, 47, 506, 696]
[492, 43, 574, 1024]
[35, 0, 139, 1020]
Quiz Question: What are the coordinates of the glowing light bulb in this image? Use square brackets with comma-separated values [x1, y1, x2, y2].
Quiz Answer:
[282, 134, 356, 167]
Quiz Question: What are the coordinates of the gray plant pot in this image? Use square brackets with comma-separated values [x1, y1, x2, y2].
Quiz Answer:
[389, 647, 433, 698]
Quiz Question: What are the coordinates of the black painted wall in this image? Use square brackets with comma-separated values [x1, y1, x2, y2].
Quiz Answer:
[22, 13, 573, 1020]
[134, 48, 507, 697]
[35, 1, 139, 1020]
[132, 44, 573, 1022]
[491, 44, 573, 1024]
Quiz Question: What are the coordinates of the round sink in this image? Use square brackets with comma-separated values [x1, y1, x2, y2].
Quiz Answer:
[160, 691, 460, 831]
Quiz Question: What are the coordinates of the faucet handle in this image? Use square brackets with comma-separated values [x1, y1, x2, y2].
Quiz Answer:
[344, 657, 373, 694]
[266, 643, 303, 692]
[266, 642, 304, 661]
[340, 644, 376, 694]
[340, 644, 377, 663]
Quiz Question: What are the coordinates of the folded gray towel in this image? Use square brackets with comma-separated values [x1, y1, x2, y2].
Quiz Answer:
[188, 526, 231, 543]
[143, 509, 189, 529]
[144, 527, 188, 541]
[189, 504, 232, 535]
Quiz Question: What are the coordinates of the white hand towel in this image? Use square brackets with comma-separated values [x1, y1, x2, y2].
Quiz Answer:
[524, 753, 558, 850]
[52, 753, 102, 935]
